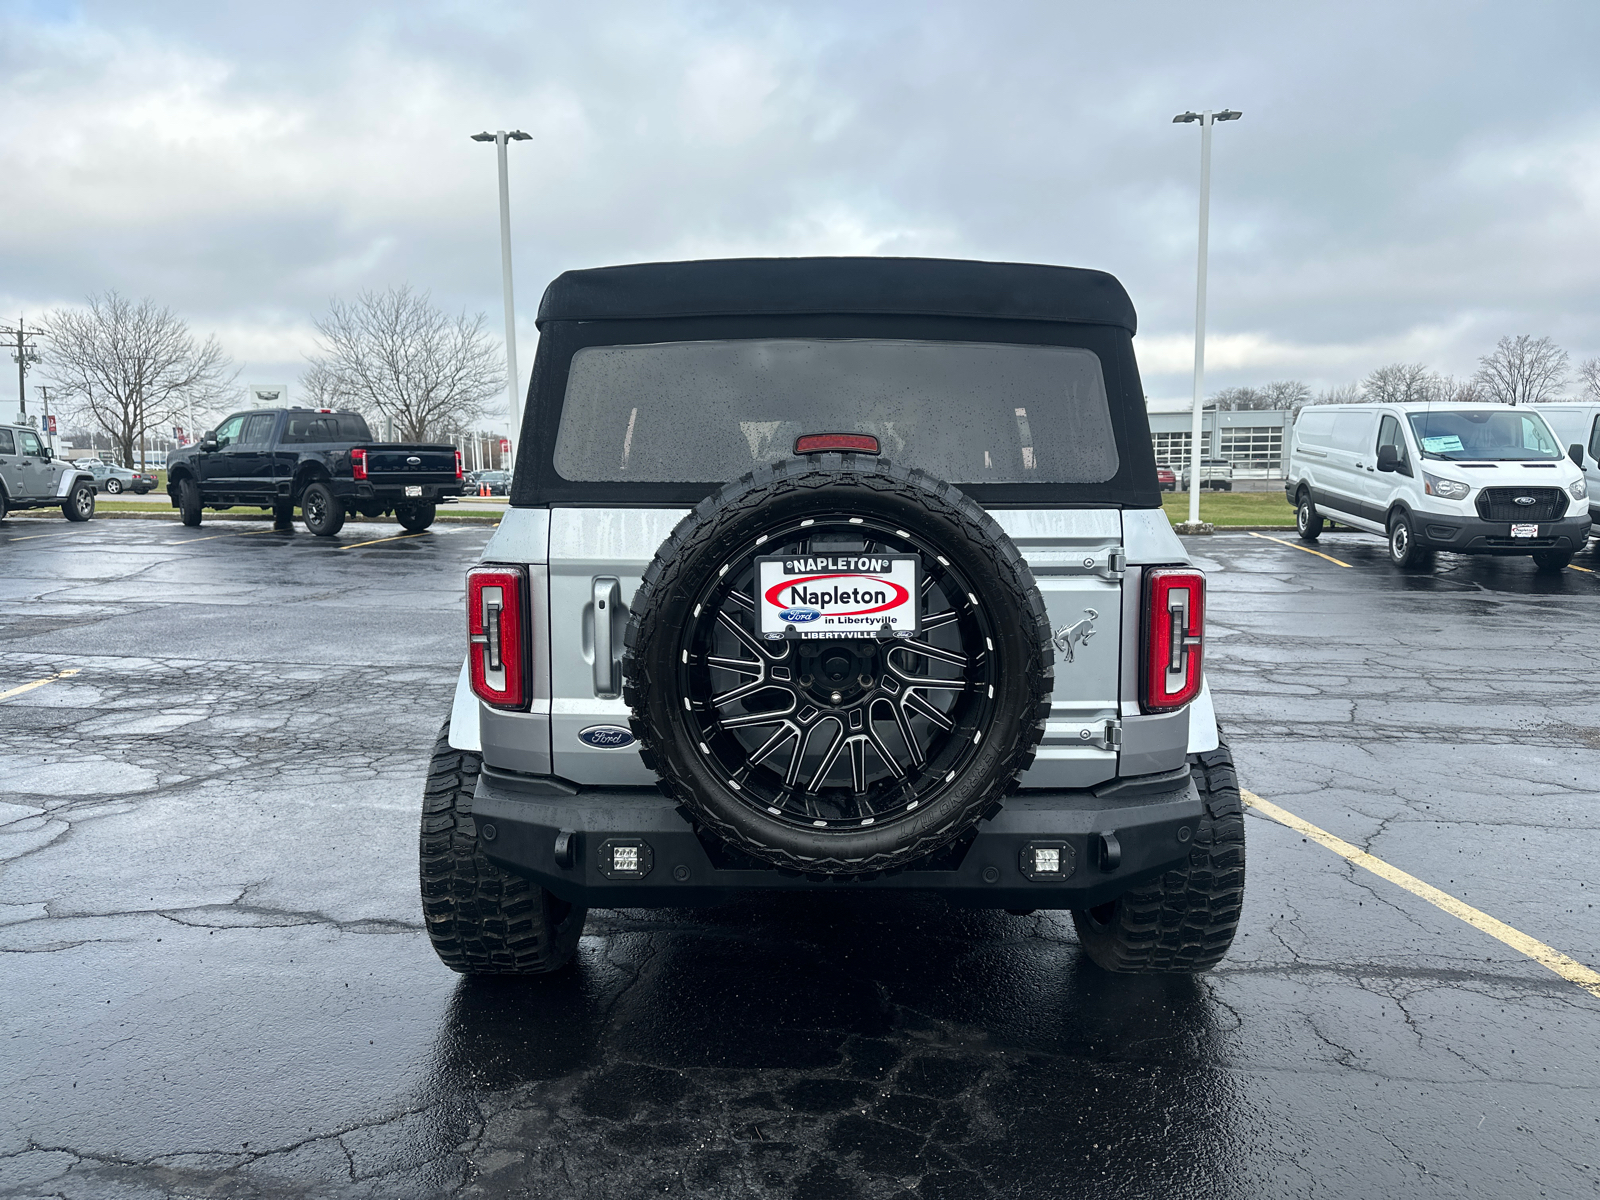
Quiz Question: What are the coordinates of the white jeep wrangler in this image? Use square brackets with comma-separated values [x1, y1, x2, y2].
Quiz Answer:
[420, 256, 1245, 976]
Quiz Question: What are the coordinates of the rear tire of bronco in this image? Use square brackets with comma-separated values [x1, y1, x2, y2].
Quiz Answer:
[1531, 549, 1571, 573]
[395, 501, 436, 532]
[625, 453, 1054, 877]
[62, 482, 95, 522]
[178, 478, 203, 526]
[300, 481, 345, 537]
[419, 721, 586, 975]
[1295, 490, 1323, 541]
[1071, 738, 1246, 973]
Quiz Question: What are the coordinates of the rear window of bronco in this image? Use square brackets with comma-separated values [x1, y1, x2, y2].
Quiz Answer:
[551, 338, 1119, 485]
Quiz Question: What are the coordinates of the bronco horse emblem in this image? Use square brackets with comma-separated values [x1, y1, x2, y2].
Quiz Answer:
[1051, 609, 1099, 663]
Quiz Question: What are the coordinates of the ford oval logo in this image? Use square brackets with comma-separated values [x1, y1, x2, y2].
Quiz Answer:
[778, 607, 821, 623]
[578, 725, 636, 749]
[1513, 495, 1536, 505]
[406, 456, 422, 466]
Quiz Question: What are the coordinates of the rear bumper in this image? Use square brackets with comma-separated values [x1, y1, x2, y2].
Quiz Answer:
[472, 766, 1205, 910]
[337, 481, 465, 504]
[1413, 510, 1591, 553]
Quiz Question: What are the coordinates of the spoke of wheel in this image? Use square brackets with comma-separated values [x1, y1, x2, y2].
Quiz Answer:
[787, 721, 826, 789]
[707, 655, 762, 675]
[876, 696, 923, 768]
[848, 737, 867, 794]
[711, 676, 771, 707]
[903, 689, 955, 731]
[806, 718, 847, 792]
[921, 609, 959, 632]
[720, 703, 795, 729]
[893, 640, 968, 668]
[748, 723, 799, 766]
[726, 589, 755, 612]
[863, 728, 904, 781]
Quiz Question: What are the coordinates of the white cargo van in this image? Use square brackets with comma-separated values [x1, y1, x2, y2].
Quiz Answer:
[1527, 402, 1600, 525]
[1284, 402, 1592, 572]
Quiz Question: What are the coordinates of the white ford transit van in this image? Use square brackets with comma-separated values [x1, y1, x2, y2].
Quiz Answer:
[1284, 402, 1592, 572]
[1528, 402, 1600, 526]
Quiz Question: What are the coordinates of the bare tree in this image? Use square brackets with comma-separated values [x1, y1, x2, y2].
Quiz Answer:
[1362, 362, 1434, 405]
[303, 285, 503, 442]
[1209, 386, 1268, 411]
[1261, 380, 1312, 409]
[43, 292, 236, 467]
[1424, 374, 1487, 404]
[1473, 335, 1568, 406]
[1312, 382, 1361, 406]
[1576, 357, 1600, 403]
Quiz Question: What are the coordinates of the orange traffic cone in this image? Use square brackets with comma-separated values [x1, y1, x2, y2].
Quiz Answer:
[479, 482, 490, 497]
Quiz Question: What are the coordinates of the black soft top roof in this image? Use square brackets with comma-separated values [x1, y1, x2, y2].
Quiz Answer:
[535, 256, 1138, 334]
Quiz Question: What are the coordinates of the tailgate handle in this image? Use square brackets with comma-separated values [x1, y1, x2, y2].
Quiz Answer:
[592, 576, 622, 699]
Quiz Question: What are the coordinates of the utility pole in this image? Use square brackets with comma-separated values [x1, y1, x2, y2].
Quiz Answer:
[3, 316, 44, 425]
[471, 129, 532, 464]
[1171, 109, 1242, 534]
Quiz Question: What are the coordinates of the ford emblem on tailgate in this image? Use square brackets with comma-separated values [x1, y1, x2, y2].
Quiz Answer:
[578, 724, 636, 749]
[407, 456, 422, 466]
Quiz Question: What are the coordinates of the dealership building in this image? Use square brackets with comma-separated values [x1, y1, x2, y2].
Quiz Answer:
[1145, 399, 1294, 479]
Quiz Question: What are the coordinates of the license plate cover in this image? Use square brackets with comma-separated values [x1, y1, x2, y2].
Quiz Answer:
[1511, 523, 1538, 538]
[756, 554, 920, 639]
[404, 485, 422, 498]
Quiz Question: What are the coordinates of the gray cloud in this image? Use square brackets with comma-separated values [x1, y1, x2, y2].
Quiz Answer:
[4, 0, 1598, 427]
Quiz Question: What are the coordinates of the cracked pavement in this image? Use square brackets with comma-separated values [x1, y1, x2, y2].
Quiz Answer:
[2, 519, 1599, 1198]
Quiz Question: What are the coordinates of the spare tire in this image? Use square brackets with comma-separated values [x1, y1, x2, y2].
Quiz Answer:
[623, 453, 1053, 876]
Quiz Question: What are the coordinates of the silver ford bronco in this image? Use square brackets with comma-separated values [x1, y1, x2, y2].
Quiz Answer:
[420, 256, 1245, 976]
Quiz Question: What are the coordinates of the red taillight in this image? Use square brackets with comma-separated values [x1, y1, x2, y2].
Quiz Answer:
[454, 450, 464, 481]
[351, 448, 368, 481]
[467, 565, 528, 709]
[1142, 567, 1205, 713]
[794, 433, 880, 455]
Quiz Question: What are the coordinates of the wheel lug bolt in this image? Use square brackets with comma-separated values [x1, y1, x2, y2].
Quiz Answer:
[859, 674, 873, 688]
[830, 691, 842, 704]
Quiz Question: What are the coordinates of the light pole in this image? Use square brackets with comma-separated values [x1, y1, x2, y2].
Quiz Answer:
[472, 129, 532, 465]
[1172, 109, 1241, 533]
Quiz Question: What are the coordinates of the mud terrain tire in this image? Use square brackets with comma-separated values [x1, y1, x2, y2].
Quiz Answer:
[624, 453, 1053, 877]
[419, 722, 586, 975]
[1071, 738, 1246, 973]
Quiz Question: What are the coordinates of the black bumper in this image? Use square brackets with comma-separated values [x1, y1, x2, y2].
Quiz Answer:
[472, 766, 1204, 910]
[1412, 510, 1592, 553]
[336, 481, 465, 504]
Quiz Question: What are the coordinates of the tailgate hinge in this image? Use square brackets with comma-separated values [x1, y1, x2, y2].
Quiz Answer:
[1077, 718, 1122, 752]
[1096, 547, 1127, 581]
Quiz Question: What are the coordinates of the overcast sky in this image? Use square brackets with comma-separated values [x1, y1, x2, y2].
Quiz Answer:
[4, 0, 1599, 428]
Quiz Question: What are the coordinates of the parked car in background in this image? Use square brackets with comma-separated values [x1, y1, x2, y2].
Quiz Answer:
[1179, 459, 1233, 491]
[164, 407, 464, 536]
[1527, 402, 1600, 530]
[472, 469, 512, 496]
[1156, 465, 1176, 491]
[85, 462, 158, 495]
[1286, 402, 1591, 572]
[0, 424, 97, 522]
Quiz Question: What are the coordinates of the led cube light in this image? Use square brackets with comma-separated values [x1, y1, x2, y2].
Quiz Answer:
[1018, 840, 1075, 882]
[598, 838, 654, 880]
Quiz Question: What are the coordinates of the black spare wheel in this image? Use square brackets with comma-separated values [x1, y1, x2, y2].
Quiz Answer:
[624, 453, 1054, 876]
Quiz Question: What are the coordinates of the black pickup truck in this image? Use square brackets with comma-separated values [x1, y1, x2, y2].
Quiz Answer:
[165, 407, 463, 536]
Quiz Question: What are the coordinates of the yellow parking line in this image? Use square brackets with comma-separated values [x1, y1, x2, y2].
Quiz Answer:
[0, 668, 81, 702]
[1243, 789, 1600, 1000]
[162, 527, 282, 546]
[1247, 530, 1353, 568]
[1568, 563, 1594, 574]
[338, 532, 427, 550]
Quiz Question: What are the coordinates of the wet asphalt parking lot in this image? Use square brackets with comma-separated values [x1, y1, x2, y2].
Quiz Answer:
[2, 515, 1599, 1199]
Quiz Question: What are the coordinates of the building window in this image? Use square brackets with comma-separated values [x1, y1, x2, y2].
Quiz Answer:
[1219, 428, 1283, 470]
[1152, 431, 1192, 467]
